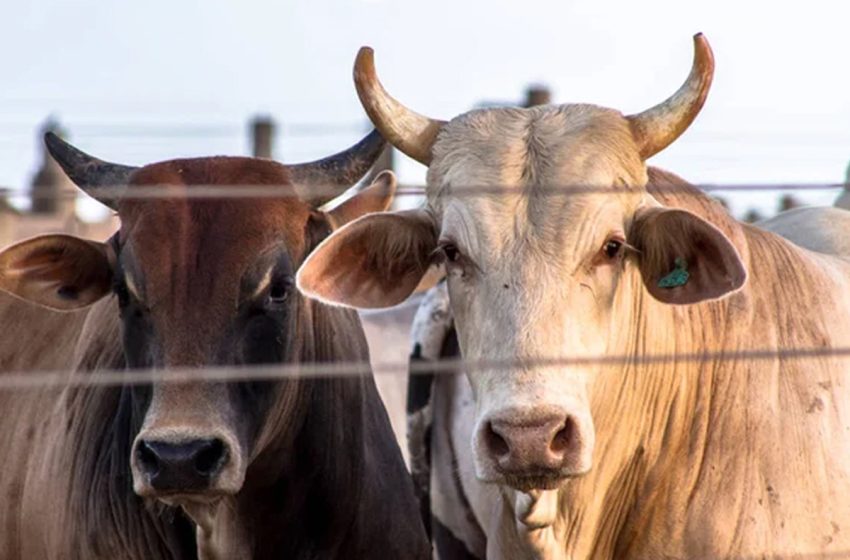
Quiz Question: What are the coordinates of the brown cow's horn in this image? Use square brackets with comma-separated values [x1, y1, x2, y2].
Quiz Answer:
[626, 33, 714, 160]
[354, 47, 446, 166]
[288, 128, 387, 207]
[44, 132, 137, 210]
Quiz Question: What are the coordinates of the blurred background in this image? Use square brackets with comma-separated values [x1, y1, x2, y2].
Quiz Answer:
[1, 0, 849, 234]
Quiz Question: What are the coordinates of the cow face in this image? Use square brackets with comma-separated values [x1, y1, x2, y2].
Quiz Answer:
[0, 133, 394, 505]
[299, 35, 746, 492]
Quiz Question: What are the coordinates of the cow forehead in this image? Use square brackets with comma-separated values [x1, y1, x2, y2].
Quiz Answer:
[117, 157, 313, 303]
[428, 104, 648, 261]
[121, 156, 312, 251]
[427, 104, 646, 199]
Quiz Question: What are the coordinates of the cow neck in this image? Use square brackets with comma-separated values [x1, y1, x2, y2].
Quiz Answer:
[61, 381, 197, 558]
[216, 300, 427, 559]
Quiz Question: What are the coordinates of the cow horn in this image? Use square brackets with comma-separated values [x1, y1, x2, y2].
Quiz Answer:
[287, 128, 387, 207]
[626, 33, 714, 160]
[354, 47, 446, 166]
[44, 132, 137, 210]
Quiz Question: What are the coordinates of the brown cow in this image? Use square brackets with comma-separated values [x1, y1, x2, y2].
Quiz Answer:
[298, 36, 850, 558]
[0, 132, 430, 559]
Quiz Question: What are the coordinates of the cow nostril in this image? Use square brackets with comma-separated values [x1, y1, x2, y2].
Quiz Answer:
[485, 422, 510, 457]
[137, 441, 160, 476]
[550, 418, 575, 455]
[194, 439, 226, 476]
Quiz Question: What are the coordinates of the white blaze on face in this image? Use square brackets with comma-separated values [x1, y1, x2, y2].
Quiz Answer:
[426, 105, 648, 489]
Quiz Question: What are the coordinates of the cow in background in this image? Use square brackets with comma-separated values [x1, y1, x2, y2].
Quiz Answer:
[758, 205, 850, 256]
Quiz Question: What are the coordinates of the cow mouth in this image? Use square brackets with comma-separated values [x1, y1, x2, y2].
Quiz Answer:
[152, 491, 228, 507]
[499, 470, 576, 492]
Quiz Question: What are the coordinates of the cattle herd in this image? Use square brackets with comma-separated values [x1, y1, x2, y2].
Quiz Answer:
[0, 32, 848, 560]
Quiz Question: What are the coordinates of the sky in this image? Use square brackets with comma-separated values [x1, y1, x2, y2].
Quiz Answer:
[1, 0, 849, 220]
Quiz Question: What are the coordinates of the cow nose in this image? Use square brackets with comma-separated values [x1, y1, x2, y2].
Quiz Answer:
[136, 438, 228, 492]
[484, 414, 585, 474]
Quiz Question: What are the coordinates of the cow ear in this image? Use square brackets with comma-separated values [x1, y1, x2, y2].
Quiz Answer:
[629, 207, 747, 305]
[297, 209, 438, 308]
[327, 170, 397, 228]
[0, 234, 114, 311]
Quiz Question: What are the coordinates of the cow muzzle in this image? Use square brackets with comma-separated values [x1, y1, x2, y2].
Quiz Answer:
[474, 404, 594, 491]
[131, 431, 245, 501]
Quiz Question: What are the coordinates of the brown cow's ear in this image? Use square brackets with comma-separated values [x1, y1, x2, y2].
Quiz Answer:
[0, 234, 114, 311]
[629, 207, 747, 305]
[297, 208, 438, 309]
[327, 170, 398, 228]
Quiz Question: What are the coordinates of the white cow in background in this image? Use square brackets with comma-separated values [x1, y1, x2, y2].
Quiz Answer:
[759, 206, 850, 257]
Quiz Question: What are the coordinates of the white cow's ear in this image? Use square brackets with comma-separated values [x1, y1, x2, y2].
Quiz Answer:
[326, 170, 397, 228]
[297, 209, 438, 309]
[0, 234, 114, 311]
[629, 207, 747, 305]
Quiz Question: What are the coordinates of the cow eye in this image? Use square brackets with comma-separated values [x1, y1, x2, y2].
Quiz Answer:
[602, 239, 623, 260]
[267, 278, 292, 307]
[440, 242, 461, 263]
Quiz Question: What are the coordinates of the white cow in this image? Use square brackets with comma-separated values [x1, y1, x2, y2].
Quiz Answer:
[299, 34, 850, 559]
[759, 206, 850, 257]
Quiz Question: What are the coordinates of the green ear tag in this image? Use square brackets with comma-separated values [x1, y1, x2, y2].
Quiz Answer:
[657, 257, 689, 289]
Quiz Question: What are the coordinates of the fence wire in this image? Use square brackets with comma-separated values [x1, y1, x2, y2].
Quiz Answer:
[1, 345, 850, 390]
[0, 181, 846, 203]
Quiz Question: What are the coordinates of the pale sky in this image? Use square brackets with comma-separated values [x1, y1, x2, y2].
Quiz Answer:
[1, 0, 848, 219]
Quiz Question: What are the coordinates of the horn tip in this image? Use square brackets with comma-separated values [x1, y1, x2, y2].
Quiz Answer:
[692, 33, 713, 60]
[354, 47, 377, 89]
[356, 46, 375, 68]
[43, 131, 75, 161]
[43, 131, 63, 150]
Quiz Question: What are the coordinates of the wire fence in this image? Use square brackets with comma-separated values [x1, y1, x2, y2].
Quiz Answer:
[0, 181, 847, 202]
[0, 121, 371, 139]
[2, 345, 850, 390]
[0, 179, 849, 390]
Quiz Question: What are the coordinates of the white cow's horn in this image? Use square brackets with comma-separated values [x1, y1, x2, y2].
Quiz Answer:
[627, 33, 715, 160]
[354, 47, 446, 166]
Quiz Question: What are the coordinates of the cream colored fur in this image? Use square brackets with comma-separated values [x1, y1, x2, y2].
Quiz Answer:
[421, 104, 850, 558]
